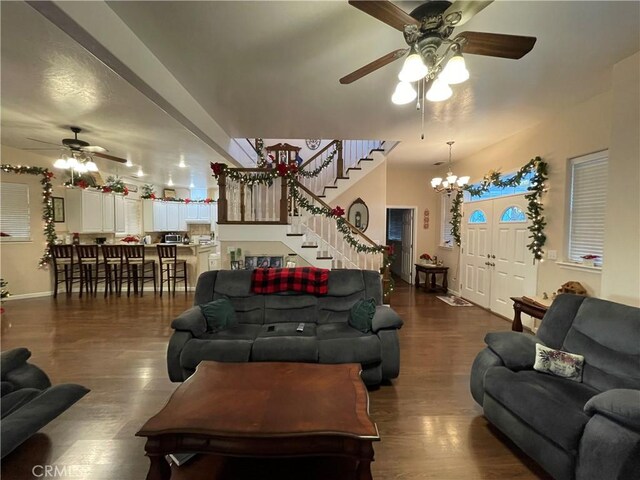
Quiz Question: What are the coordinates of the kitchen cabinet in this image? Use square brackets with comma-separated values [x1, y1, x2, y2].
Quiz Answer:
[166, 203, 181, 231]
[114, 195, 125, 234]
[152, 201, 167, 232]
[178, 203, 188, 231]
[186, 203, 199, 221]
[66, 189, 117, 233]
[197, 203, 211, 221]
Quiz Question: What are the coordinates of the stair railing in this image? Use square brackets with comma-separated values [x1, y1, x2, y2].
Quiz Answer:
[290, 180, 384, 272]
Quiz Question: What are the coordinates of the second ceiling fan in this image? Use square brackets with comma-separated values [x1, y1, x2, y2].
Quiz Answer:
[341, 0, 536, 103]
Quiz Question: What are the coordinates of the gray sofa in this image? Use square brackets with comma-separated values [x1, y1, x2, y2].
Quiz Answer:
[1, 348, 89, 459]
[470, 294, 640, 480]
[167, 269, 403, 385]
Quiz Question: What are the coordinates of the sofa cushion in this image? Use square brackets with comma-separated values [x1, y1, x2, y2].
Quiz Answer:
[180, 338, 253, 368]
[317, 323, 381, 365]
[264, 294, 317, 324]
[199, 324, 262, 341]
[484, 367, 599, 452]
[214, 294, 264, 325]
[534, 343, 584, 382]
[0, 348, 31, 378]
[326, 270, 366, 297]
[562, 298, 640, 391]
[317, 292, 365, 325]
[1, 388, 41, 419]
[252, 323, 318, 362]
[349, 298, 376, 333]
[200, 298, 237, 331]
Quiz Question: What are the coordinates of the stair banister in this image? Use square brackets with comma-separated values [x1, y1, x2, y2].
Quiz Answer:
[298, 140, 340, 170]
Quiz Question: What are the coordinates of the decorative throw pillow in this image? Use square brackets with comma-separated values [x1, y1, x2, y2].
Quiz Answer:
[534, 343, 584, 382]
[348, 298, 376, 333]
[199, 298, 237, 331]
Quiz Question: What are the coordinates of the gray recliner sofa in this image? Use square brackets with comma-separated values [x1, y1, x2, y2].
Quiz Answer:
[167, 269, 403, 385]
[1, 348, 89, 459]
[470, 294, 640, 480]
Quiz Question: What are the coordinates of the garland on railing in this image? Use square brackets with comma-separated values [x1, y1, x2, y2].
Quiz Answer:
[449, 156, 548, 260]
[296, 142, 340, 178]
[1, 164, 57, 268]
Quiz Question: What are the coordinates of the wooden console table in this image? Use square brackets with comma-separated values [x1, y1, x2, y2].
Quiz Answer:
[414, 264, 448, 294]
[510, 296, 549, 332]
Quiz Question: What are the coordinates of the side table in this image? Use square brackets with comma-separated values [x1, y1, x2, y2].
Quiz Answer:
[510, 296, 549, 332]
[414, 264, 448, 294]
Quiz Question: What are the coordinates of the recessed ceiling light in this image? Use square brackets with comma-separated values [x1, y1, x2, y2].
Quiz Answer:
[167, 178, 174, 187]
[189, 182, 195, 188]
[125, 159, 133, 167]
[136, 167, 144, 177]
[179, 159, 186, 168]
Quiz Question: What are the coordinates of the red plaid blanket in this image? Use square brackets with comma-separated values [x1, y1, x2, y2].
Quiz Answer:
[251, 267, 329, 295]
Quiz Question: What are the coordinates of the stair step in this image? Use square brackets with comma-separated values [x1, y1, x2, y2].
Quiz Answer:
[358, 157, 374, 162]
[346, 167, 362, 172]
[324, 185, 338, 189]
[286, 233, 304, 237]
[301, 244, 318, 249]
[371, 148, 385, 152]
[317, 255, 333, 260]
[318, 195, 326, 198]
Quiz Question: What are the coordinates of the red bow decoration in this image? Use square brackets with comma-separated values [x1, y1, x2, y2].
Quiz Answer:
[150, 193, 156, 199]
[102, 186, 112, 193]
[123, 187, 129, 196]
[45, 172, 55, 179]
[211, 162, 225, 177]
[185, 198, 191, 204]
[204, 198, 212, 204]
[331, 206, 345, 217]
[386, 244, 395, 256]
[77, 180, 88, 189]
[276, 163, 289, 177]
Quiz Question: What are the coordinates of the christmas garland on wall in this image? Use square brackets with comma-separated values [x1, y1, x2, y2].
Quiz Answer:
[449, 156, 548, 261]
[1, 165, 57, 268]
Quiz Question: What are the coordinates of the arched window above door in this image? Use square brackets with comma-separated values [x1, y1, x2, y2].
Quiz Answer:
[469, 209, 487, 224]
[500, 206, 527, 222]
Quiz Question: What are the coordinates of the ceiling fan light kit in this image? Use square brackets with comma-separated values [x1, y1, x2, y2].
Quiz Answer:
[398, 51, 429, 82]
[391, 81, 418, 105]
[439, 52, 469, 84]
[426, 77, 453, 102]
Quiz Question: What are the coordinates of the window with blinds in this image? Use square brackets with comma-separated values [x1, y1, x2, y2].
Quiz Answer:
[441, 194, 454, 247]
[0, 183, 31, 241]
[124, 198, 142, 236]
[568, 150, 608, 265]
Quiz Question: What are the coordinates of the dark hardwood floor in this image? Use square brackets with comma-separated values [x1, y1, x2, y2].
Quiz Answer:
[1, 281, 550, 479]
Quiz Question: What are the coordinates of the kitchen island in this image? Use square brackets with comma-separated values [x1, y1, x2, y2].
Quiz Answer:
[142, 243, 216, 289]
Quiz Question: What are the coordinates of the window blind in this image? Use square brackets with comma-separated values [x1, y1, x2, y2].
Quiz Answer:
[568, 152, 608, 263]
[441, 195, 454, 247]
[0, 183, 31, 240]
[124, 198, 142, 236]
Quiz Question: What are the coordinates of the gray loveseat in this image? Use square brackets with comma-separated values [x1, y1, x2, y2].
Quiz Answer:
[1, 348, 89, 459]
[470, 294, 640, 480]
[167, 269, 403, 385]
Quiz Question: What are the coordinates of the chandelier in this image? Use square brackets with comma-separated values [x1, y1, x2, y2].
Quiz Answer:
[431, 141, 469, 195]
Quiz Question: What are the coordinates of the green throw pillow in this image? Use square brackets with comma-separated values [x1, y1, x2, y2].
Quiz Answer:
[199, 298, 237, 331]
[349, 298, 376, 333]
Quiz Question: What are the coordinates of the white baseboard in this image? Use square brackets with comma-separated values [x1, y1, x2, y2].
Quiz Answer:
[4, 291, 53, 300]
[3, 286, 195, 300]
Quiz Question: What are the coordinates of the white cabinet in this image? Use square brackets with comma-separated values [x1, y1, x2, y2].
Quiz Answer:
[114, 195, 125, 234]
[197, 203, 210, 221]
[178, 203, 188, 231]
[102, 195, 115, 232]
[166, 203, 181, 231]
[67, 189, 117, 233]
[153, 201, 167, 232]
[186, 203, 199, 221]
[210, 203, 218, 233]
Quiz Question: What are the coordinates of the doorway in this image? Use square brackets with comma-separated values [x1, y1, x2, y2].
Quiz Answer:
[460, 195, 537, 319]
[386, 207, 415, 284]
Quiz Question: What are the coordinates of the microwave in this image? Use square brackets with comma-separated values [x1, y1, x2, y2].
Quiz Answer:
[164, 234, 183, 244]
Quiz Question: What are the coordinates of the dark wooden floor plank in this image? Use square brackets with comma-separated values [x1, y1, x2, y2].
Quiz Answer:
[0, 281, 550, 479]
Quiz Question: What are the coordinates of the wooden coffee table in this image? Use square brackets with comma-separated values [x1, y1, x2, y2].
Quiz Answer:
[136, 361, 380, 480]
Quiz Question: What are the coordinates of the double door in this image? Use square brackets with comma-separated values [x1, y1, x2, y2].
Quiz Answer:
[460, 196, 537, 319]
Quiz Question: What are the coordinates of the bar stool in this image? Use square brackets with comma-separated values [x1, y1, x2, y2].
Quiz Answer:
[102, 245, 125, 297]
[76, 245, 105, 297]
[51, 245, 80, 297]
[157, 244, 188, 296]
[122, 245, 156, 296]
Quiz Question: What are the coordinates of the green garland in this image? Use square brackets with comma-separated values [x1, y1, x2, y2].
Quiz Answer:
[449, 157, 548, 260]
[297, 142, 340, 178]
[1, 164, 57, 268]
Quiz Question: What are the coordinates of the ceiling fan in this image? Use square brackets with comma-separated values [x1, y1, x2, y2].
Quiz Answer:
[25, 126, 127, 164]
[340, 0, 537, 86]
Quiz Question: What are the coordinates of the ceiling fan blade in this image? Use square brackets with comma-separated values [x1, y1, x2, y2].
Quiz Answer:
[83, 145, 108, 153]
[93, 152, 128, 164]
[444, 1, 493, 26]
[340, 48, 409, 84]
[348, 1, 419, 32]
[26, 137, 63, 147]
[456, 31, 537, 59]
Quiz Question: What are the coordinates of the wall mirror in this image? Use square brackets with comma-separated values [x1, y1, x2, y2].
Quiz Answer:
[348, 197, 369, 232]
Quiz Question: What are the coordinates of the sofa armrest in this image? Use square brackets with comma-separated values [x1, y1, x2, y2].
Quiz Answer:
[584, 389, 640, 432]
[372, 306, 403, 333]
[0, 348, 31, 378]
[484, 331, 540, 370]
[171, 306, 207, 337]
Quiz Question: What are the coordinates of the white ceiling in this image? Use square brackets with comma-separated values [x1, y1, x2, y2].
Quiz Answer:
[1, 1, 639, 182]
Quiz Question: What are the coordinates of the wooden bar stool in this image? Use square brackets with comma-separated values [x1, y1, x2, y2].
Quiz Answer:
[157, 244, 188, 296]
[122, 245, 156, 296]
[51, 245, 80, 298]
[102, 245, 125, 297]
[76, 245, 105, 297]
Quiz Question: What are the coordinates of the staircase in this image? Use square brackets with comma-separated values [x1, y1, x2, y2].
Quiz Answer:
[218, 139, 394, 271]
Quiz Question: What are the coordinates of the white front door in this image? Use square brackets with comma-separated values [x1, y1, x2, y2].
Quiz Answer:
[490, 197, 537, 318]
[401, 209, 414, 284]
[461, 201, 493, 308]
[460, 195, 537, 318]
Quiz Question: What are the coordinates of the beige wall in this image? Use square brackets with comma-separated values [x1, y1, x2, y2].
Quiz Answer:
[430, 51, 639, 305]
[219, 241, 310, 269]
[331, 160, 387, 246]
[601, 52, 640, 306]
[386, 165, 440, 269]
